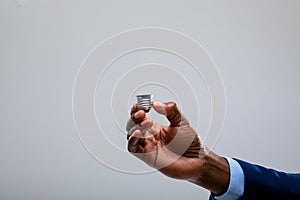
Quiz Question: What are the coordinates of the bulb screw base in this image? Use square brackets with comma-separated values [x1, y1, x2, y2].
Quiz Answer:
[136, 94, 153, 113]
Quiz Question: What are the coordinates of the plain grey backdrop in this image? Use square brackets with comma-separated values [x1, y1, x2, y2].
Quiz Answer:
[1, 0, 299, 199]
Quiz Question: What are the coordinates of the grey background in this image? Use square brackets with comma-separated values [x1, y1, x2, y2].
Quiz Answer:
[1, 0, 299, 199]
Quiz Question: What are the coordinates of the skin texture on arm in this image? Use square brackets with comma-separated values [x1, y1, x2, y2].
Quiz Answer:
[126, 101, 230, 195]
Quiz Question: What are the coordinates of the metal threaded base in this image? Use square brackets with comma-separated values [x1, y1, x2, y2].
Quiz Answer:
[136, 94, 153, 113]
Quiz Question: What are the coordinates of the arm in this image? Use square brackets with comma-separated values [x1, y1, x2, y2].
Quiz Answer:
[126, 101, 230, 195]
[234, 159, 300, 199]
[126, 101, 300, 199]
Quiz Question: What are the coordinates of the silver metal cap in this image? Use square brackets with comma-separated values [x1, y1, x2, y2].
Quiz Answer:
[136, 94, 153, 113]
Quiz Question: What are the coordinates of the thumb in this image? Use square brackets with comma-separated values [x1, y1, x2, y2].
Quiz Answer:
[153, 101, 188, 127]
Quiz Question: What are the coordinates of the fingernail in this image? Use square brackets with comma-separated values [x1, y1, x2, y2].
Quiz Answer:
[141, 120, 148, 127]
[134, 111, 141, 118]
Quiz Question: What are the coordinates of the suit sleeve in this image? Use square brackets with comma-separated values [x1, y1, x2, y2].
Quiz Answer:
[233, 158, 300, 199]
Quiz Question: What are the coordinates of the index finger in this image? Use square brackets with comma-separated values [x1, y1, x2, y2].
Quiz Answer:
[130, 102, 139, 115]
[130, 103, 146, 123]
[126, 103, 146, 131]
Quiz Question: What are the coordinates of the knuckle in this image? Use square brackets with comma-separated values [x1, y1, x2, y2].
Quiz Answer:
[166, 102, 177, 109]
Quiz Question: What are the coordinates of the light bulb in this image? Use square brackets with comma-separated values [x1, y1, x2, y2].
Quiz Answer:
[136, 94, 153, 113]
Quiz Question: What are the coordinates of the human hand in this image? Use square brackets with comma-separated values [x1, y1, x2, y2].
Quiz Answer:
[126, 101, 208, 181]
[126, 101, 230, 194]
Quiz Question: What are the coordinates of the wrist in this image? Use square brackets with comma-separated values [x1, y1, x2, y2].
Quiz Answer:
[188, 152, 230, 195]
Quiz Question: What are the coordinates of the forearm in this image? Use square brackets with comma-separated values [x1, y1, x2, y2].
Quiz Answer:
[188, 152, 230, 195]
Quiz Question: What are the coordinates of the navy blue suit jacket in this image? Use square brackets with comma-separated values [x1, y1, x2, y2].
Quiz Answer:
[211, 159, 300, 199]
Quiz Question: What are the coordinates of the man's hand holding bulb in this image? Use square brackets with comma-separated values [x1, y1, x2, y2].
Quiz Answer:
[126, 98, 230, 195]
